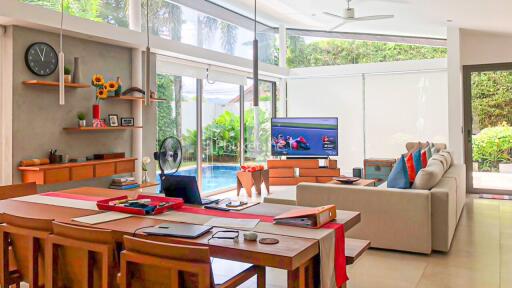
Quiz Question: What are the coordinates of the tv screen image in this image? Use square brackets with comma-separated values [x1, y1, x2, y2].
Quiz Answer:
[271, 118, 338, 157]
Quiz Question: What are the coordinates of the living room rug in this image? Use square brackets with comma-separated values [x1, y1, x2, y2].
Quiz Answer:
[479, 194, 512, 200]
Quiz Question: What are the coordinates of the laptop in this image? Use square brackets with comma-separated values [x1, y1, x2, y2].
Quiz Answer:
[143, 223, 213, 239]
[160, 175, 219, 205]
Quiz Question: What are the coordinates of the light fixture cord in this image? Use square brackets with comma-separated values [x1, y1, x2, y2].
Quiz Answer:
[60, 0, 63, 51]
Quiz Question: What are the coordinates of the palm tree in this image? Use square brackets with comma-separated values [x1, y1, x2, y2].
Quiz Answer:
[197, 15, 219, 48]
[220, 22, 238, 55]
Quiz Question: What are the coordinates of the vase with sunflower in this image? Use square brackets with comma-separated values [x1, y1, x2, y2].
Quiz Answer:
[91, 74, 107, 120]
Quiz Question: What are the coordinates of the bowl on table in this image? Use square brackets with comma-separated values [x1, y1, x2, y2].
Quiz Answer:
[333, 176, 360, 184]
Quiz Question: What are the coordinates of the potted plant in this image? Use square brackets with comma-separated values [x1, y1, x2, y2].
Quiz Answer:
[77, 112, 86, 127]
[64, 66, 72, 83]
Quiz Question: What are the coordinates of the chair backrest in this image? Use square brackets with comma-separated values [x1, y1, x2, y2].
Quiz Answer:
[120, 236, 212, 288]
[160, 175, 203, 205]
[0, 183, 37, 200]
[46, 222, 117, 288]
[0, 213, 53, 287]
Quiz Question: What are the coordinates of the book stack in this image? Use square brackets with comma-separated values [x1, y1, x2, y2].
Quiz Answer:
[109, 177, 140, 190]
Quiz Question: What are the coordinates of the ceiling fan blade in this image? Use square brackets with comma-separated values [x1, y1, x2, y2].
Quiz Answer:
[330, 21, 348, 31]
[353, 15, 394, 21]
[322, 11, 345, 19]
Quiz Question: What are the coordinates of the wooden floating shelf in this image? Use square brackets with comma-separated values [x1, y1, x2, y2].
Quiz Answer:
[107, 96, 167, 102]
[108, 96, 145, 101]
[23, 80, 91, 88]
[63, 126, 143, 131]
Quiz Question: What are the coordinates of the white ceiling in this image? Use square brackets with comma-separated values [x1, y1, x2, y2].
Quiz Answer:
[210, 0, 512, 39]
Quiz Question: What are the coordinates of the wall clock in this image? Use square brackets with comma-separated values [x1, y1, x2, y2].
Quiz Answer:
[25, 42, 59, 76]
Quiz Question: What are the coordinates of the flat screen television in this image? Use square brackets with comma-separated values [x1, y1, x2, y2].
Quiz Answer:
[271, 117, 338, 157]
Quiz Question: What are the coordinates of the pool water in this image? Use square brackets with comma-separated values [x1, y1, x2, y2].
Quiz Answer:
[156, 165, 240, 193]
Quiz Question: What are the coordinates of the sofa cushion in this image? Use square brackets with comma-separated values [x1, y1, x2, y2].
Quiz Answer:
[412, 160, 444, 190]
[413, 149, 423, 174]
[405, 153, 417, 182]
[421, 150, 428, 168]
[430, 154, 448, 171]
[387, 155, 410, 189]
[439, 151, 453, 168]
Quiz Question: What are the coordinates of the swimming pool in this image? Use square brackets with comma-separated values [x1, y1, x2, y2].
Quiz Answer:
[156, 165, 240, 193]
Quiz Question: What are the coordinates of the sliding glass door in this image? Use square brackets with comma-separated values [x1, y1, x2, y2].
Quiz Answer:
[156, 74, 198, 181]
[464, 63, 512, 194]
[156, 69, 278, 194]
[201, 80, 241, 193]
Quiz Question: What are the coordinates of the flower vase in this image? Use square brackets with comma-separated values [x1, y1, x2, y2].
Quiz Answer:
[142, 171, 150, 184]
[92, 104, 100, 120]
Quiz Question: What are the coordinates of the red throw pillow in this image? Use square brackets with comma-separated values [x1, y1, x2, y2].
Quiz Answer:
[405, 153, 416, 183]
[421, 150, 428, 168]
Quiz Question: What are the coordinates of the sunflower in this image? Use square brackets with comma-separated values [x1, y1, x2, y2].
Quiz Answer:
[92, 74, 105, 87]
[96, 89, 108, 100]
[105, 81, 119, 92]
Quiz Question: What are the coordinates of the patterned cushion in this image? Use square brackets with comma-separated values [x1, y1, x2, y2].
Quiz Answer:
[405, 153, 417, 183]
[387, 155, 411, 189]
[413, 149, 423, 174]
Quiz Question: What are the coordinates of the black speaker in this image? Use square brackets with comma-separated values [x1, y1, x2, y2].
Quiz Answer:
[353, 167, 363, 178]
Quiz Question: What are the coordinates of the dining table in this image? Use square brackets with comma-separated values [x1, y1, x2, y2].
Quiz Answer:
[0, 187, 362, 288]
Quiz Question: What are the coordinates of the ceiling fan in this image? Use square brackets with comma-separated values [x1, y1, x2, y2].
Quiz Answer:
[323, 0, 395, 31]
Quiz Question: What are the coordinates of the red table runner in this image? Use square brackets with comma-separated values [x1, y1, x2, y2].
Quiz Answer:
[41, 192, 348, 287]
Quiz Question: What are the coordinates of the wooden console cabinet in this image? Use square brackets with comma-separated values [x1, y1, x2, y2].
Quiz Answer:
[267, 159, 341, 186]
[18, 157, 136, 185]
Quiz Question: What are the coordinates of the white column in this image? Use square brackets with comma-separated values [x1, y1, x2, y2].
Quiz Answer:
[129, 0, 143, 182]
[0, 26, 13, 184]
[447, 26, 464, 164]
[278, 24, 288, 117]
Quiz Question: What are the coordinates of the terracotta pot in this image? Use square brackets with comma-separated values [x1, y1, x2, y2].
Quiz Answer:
[64, 75, 72, 83]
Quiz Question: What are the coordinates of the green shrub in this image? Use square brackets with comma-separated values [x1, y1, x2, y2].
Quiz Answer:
[472, 124, 512, 171]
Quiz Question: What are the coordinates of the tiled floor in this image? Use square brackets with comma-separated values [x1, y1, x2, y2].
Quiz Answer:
[213, 190, 512, 288]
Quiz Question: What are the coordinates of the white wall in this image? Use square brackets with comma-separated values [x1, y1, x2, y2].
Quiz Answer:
[287, 76, 365, 174]
[0, 26, 13, 185]
[460, 29, 512, 65]
[287, 59, 448, 174]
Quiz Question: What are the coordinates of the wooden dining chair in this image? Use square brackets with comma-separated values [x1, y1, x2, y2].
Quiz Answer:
[119, 236, 265, 288]
[45, 222, 118, 288]
[0, 213, 53, 288]
[0, 182, 37, 201]
[0, 182, 38, 288]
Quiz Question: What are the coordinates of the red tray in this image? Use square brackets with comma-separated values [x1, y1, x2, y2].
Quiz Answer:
[96, 195, 184, 215]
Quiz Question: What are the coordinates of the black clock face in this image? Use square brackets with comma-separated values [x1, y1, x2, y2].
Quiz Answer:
[25, 42, 59, 76]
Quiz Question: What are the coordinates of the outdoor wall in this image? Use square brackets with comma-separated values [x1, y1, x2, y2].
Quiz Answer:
[11, 26, 133, 191]
[288, 59, 449, 175]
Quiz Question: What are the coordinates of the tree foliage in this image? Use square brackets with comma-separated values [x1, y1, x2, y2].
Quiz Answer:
[471, 71, 512, 130]
[472, 124, 512, 171]
[286, 36, 447, 68]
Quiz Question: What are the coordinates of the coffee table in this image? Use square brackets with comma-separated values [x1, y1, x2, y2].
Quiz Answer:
[328, 178, 377, 187]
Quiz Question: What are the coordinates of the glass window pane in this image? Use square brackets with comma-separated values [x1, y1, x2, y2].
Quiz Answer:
[143, 1, 278, 65]
[201, 80, 241, 193]
[156, 74, 198, 182]
[287, 35, 447, 68]
[20, 0, 129, 28]
[244, 79, 273, 166]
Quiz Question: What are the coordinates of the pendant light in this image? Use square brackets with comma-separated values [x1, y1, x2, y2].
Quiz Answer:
[58, 0, 65, 105]
[253, 0, 259, 107]
[144, 0, 150, 105]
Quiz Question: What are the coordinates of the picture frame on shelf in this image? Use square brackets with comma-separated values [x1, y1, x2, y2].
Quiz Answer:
[121, 117, 134, 127]
[108, 114, 119, 127]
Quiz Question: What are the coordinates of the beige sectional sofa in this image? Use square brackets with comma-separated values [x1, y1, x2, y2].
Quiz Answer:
[265, 147, 466, 254]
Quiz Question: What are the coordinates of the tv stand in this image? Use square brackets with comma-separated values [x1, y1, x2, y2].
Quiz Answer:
[267, 159, 340, 186]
